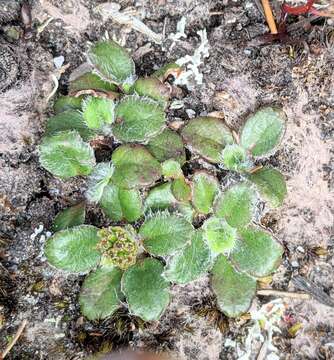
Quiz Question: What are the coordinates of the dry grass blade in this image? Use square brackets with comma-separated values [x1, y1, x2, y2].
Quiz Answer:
[257, 289, 311, 300]
[292, 275, 334, 307]
[0, 319, 28, 359]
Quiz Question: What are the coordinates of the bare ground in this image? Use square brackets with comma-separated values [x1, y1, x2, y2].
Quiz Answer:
[0, 0, 333, 359]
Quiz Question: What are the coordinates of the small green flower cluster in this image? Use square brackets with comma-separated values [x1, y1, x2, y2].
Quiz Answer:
[97, 226, 138, 270]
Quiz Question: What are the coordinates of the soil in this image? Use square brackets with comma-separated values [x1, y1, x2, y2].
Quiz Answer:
[0, 1, 333, 359]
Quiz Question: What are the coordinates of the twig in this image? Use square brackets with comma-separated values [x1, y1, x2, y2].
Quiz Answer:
[1, 319, 28, 359]
[46, 74, 59, 103]
[261, 0, 278, 34]
[209, 11, 224, 16]
[248, 165, 263, 174]
[292, 275, 334, 307]
[257, 289, 311, 300]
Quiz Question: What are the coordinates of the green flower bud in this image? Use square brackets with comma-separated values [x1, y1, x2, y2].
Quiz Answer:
[97, 226, 138, 270]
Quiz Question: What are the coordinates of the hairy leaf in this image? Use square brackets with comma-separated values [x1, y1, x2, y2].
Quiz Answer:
[134, 77, 171, 104]
[181, 117, 234, 163]
[203, 217, 237, 254]
[100, 184, 142, 222]
[177, 202, 195, 223]
[82, 97, 115, 130]
[161, 159, 183, 179]
[140, 213, 194, 256]
[52, 203, 85, 232]
[88, 40, 135, 84]
[122, 258, 170, 321]
[39, 130, 96, 178]
[248, 167, 287, 208]
[69, 71, 118, 93]
[240, 107, 286, 157]
[112, 96, 165, 143]
[45, 225, 100, 272]
[54, 96, 83, 114]
[45, 110, 96, 141]
[231, 226, 283, 277]
[144, 182, 178, 212]
[214, 183, 257, 228]
[147, 128, 186, 165]
[86, 162, 114, 203]
[79, 267, 124, 320]
[164, 231, 212, 284]
[112, 145, 162, 188]
[211, 255, 256, 317]
[192, 171, 219, 214]
[171, 178, 192, 202]
[221, 144, 252, 172]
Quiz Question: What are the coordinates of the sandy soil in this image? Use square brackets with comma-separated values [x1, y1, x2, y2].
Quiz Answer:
[0, 1, 333, 359]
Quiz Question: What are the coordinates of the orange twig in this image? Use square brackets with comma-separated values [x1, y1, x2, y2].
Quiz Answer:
[261, 0, 278, 34]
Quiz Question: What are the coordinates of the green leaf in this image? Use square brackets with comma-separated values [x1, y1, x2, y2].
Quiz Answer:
[45, 110, 96, 141]
[214, 183, 257, 228]
[248, 167, 287, 208]
[164, 231, 213, 284]
[122, 258, 170, 321]
[112, 96, 165, 143]
[231, 226, 283, 277]
[88, 40, 135, 84]
[52, 203, 85, 232]
[203, 217, 237, 254]
[133, 77, 171, 104]
[144, 184, 194, 221]
[181, 117, 234, 163]
[69, 72, 117, 93]
[153, 62, 182, 81]
[161, 159, 183, 179]
[79, 267, 124, 320]
[86, 162, 114, 203]
[147, 128, 186, 165]
[112, 145, 162, 188]
[240, 107, 286, 157]
[211, 255, 256, 317]
[140, 212, 194, 256]
[82, 97, 115, 130]
[100, 184, 142, 222]
[176, 202, 195, 223]
[39, 130, 96, 179]
[171, 178, 192, 202]
[144, 182, 178, 212]
[221, 144, 252, 172]
[54, 96, 83, 114]
[45, 225, 100, 272]
[192, 171, 219, 214]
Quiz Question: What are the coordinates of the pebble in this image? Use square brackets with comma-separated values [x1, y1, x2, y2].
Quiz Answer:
[186, 109, 196, 118]
[297, 246, 305, 253]
[53, 55, 65, 69]
[291, 260, 299, 268]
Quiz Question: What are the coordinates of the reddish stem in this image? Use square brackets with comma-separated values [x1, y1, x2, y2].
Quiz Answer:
[282, 0, 315, 15]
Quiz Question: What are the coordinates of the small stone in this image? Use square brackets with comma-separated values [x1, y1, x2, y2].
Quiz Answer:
[291, 261, 299, 268]
[53, 56, 65, 69]
[296, 246, 305, 253]
[186, 109, 196, 118]
[169, 120, 184, 131]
